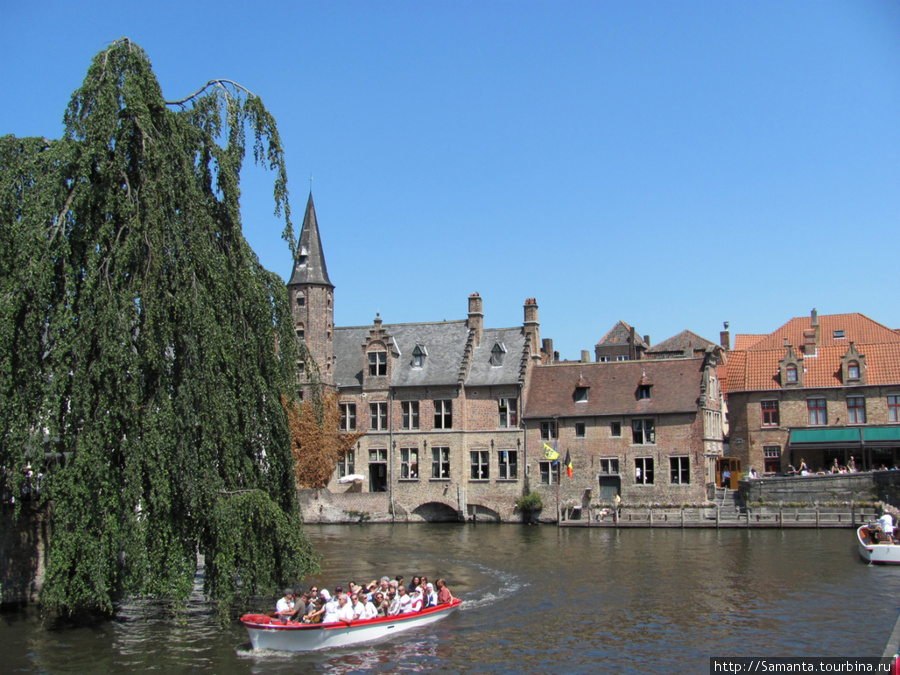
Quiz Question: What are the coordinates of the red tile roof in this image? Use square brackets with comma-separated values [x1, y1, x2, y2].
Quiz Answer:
[725, 313, 900, 392]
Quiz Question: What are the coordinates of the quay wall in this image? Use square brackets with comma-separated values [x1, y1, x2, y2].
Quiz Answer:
[738, 470, 900, 506]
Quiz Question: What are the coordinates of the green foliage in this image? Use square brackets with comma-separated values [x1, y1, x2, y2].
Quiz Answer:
[515, 491, 544, 514]
[0, 39, 316, 617]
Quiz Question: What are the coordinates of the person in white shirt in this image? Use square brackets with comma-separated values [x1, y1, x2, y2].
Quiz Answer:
[397, 586, 413, 614]
[361, 594, 378, 620]
[336, 593, 355, 623]
[409, 587, 424, 613]
[275, 589, 295, 621]
[321, 590, 339, 624]
[388, 589, 401, 616]
[352, 592, 367, 620]
[879, 513, 895, 536]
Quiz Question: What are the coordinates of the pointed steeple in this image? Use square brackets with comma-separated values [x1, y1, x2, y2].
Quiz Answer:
[289, 192, 333, 288]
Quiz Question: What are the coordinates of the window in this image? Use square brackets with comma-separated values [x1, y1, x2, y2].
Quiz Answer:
[610, 421, 621, 438]
[598, 356, 611, 363]
[786, 365, 798, 383]
[847, 361, 860, 379]
[402, 401, 419, 430]
[498, 398, 518, 428]
[631, 419, 656, 444]
[834, 329, 845, 339]
[575, 421, 586, 438]
[431, 446, 450, 479]
[761, 400, 780, 427]
[600, 458, 619, 474]
[368, 351, 387, 376]
[400, 448, 419, 479]
[369, 448, 387, 462]
[470, 450, 489, 480]
[370, 401, 387, 430]
[296, 326, 305, 340]
[575, 387, 589, 403]
[490, 342, 506, 367]
[764, 446, 781, 459]
[808, 398, 827, 426]
[498, 450, 518, 480]
[540, 420, 557, 440]
[670, 457, 690, 485]
[412, 344, 427, 368]
[539, 460, 559, 485]
[296, 293, 305, 307]
[889, 395, 900, 423]
[638, 385, 651, 399]
[617, 355, 629, 361]
[434, 399, 453, 429]
[847, 396, 867, 424]
[635, 457, 654, 485]
[340, 403, 357, 431]
[337, 450, 355, 478]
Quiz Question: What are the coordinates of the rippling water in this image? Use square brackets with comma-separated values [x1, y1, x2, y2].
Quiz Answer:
[4, 525, 900, 673]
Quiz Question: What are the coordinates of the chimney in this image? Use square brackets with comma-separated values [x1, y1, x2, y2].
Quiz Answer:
[542, 338, 553, 362]
[643, 335, 651, 347]
[523, 298, 541, 362]
[467, 293, 483, 347]
[629, 326, 636, 360]
[581, 350, 591, 363]
[720, 322, 730, 350]
[811, 308, 820, 345]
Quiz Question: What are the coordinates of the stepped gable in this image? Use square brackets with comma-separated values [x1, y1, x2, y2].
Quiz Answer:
[288, 192, 333, 288]
[525, 358, 704, 419]
[646, 329, 717, 355]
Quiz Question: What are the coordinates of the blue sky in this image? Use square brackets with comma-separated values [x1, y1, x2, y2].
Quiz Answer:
[3, 1, 899, 359]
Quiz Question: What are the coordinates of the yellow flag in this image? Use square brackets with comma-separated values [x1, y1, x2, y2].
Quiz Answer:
[543, 442, 559, 461]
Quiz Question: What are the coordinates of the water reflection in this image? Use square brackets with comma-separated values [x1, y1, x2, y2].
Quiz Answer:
[3, 525, 900, 674]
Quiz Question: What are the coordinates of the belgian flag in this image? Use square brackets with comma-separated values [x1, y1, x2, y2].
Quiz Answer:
[564, 450, 573, 478]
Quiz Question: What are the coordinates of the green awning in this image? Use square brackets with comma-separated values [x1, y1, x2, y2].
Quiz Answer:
[789, 428, 861, 444]
[863, 427, 900, 442]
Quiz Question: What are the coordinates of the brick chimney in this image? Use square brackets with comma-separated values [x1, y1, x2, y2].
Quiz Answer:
[523, 298, 541, 362]
[542, 338, 554, 363]
[720, 322, 730, 350]
[467, 292, 483, 347]
[581, 350, 591, 363]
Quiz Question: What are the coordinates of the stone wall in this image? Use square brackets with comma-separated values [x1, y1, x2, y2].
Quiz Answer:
[738, 471, 900, 505]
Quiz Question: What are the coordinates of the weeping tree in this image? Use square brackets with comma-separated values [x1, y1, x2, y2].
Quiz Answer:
[0, 39, 319, 617]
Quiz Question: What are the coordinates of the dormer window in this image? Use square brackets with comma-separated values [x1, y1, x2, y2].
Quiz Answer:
[840, 342, 866, 385]
[786, 365, 798, 383]
[412, 344, 427, 368]
[834, 329, 845, 339]
[297, 245, 309, 266]
[490, 342, 507, 367]
[638, 385, 651, 399]
[368, 351, 387, 376]
[574, 386, 589, 403]
[848, 361, 860, 380]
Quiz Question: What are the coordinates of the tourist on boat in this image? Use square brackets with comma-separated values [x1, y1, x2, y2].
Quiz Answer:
[321, 589, 339, 624]
[336, 592, 355, 623]
[397, 586, 413, 614]
[374, 592, 390, 617]
[379, 576, 391, 594]
[879, 513, 895, 536]
[407, 587, 423, 613]
[388, 587, 401, 616]
[408, 575, 422, 593]
[436, 579, 453, 605]
[276, 588, 297, 621]
[424, 582, 438, 607]
[361, 592, 378, 620]
[303, 596, 324, 623]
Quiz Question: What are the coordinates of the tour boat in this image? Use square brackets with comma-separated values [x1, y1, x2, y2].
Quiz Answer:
[240, 598, 463, 652]
[857, 525, 900, 564]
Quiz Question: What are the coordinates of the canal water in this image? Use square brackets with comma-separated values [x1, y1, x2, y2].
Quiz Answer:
[4, 524, 900, 673]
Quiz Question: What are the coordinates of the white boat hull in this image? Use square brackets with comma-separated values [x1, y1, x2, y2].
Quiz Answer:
[857, 526, 900, 564]
[241, 598, 462, 652]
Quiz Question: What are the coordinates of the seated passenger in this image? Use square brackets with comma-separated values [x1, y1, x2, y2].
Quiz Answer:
[387, 588, 401, 616]
[409, 587, 424, 613]
[336, 593, 355, 624]
[397, 586, 413, 614]
[362, 592, 378, 620]
[436, 578, 454, 605]
[374, 592, 390, 617]
[321, 590, 339, 624]
[352, 592, 367, 620]
[275, 588, 297, 621]
[424, 582, 438, 607]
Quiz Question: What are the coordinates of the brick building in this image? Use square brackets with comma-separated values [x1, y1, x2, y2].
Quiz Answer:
[724, 310, 900, 475]
[523, 351, 724, 508]
[288, 194, 550, 520]
[594, 320, 649, 362]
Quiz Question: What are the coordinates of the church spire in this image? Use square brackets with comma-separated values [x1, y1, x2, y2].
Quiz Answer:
[289, 191, 333, 288]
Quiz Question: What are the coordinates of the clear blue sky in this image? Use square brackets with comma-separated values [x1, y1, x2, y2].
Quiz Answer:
[3, 1, 899, 359]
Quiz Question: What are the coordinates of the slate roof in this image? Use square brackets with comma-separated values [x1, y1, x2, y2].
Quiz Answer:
[525, 358, 705, 419]
[288, 192, 333, 287]
[725, 313, 900, 393]
[646, 329, 717, 355]
[333, 321, 527, 389]
[595, 321, 649, 349]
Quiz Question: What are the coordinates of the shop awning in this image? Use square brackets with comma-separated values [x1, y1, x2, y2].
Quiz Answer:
[863, 427, 900, 444]
[789, 428, 861, 444]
